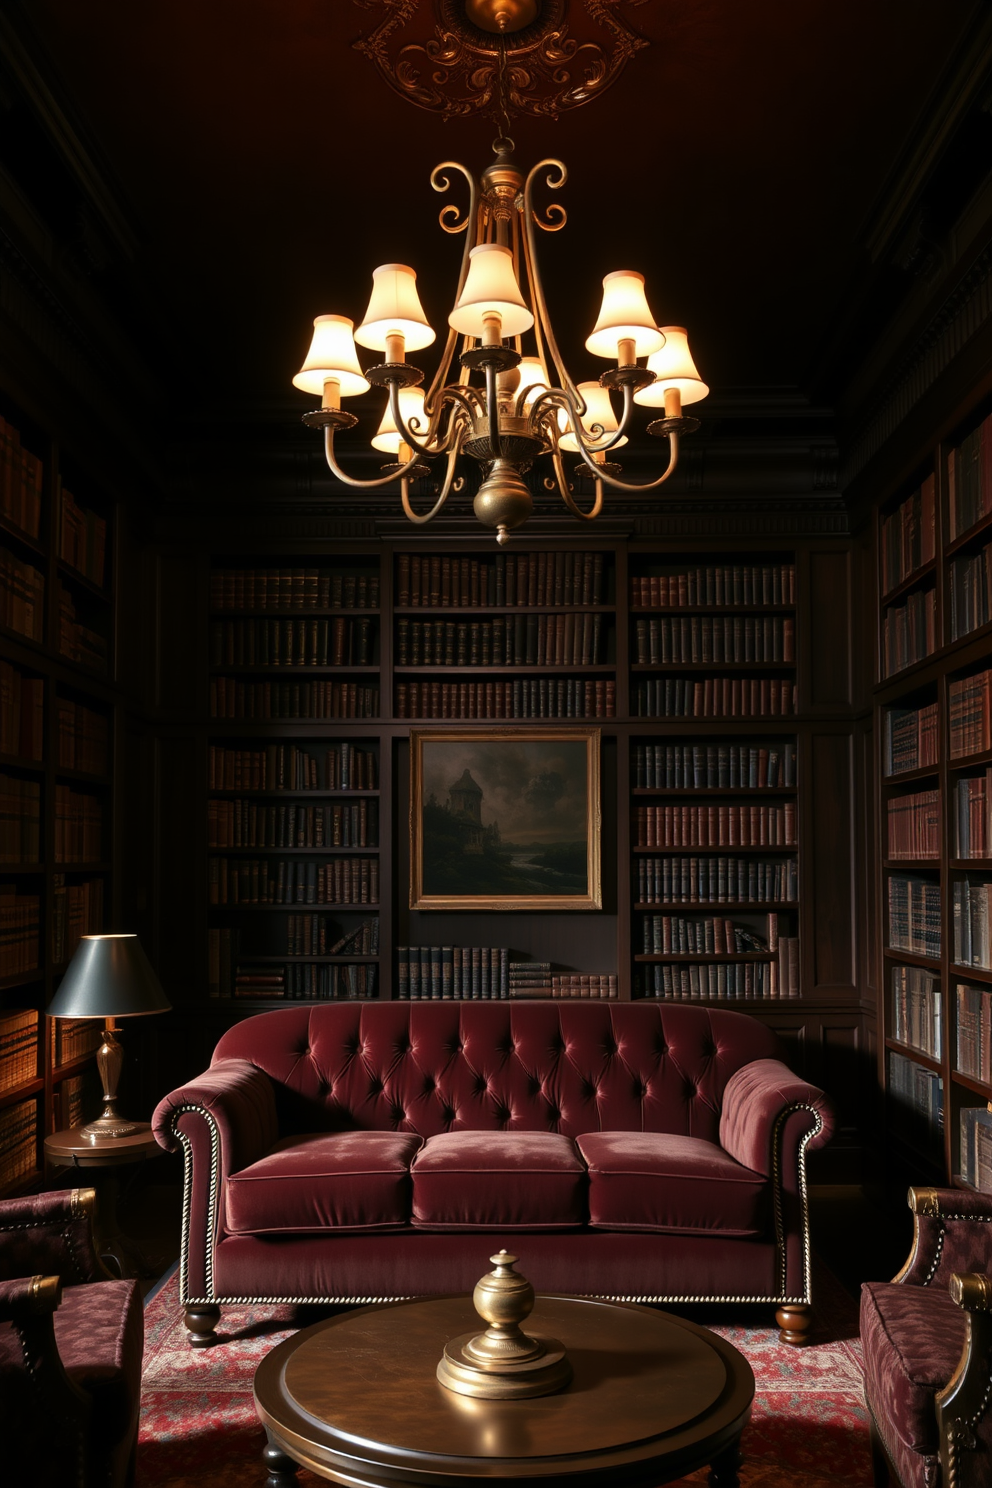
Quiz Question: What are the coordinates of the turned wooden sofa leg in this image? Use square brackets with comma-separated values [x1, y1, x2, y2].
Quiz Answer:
[776, 1303, 813, 1346]
[185, 1303, 220, 1347]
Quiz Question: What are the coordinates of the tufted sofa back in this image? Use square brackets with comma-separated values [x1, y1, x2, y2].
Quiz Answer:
[212, 1002, 783, 1143]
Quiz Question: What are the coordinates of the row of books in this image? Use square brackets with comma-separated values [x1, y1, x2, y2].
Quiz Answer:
[950, 669, 992, 759]
[891, 965, 942, 1058]
[0, 885, 40, 975]
[0, 664, 43, 760]
[208, 742, 378, 793]
[231, 961, 378, 999]
[208, 855, 379, 905]
[397, 945, 510, 1000]
[881, 587, 936, 678]
[0, 417, 42, 538]
[636, 855, 798, 905]
[881, 476, 936, 596]
[51, 876, 103, 966]
[0, 774, 40, 861]
[953, 878, 992, 969]
[210, 569, 380, 611]
[0, 1099, 37, 1189]
[287, 916, 379, 956]
[57, 699, 109, 776]
[948, 413, 992, 541]
[639, 913, 779, 954]
[633, 616, 794, 665]
[0, 551, 44, 642]
[59, 487, 107, 588]
[54, 1072, 99, 1131]
[206, 799, 379, 849]
[888, 1051, 943, 1143]
[54, 786, 102, 863]
[956, 984, 991, 1084]
[955, 772, 992, 859]
[887, 790, 940, 860]
[0, 1009, 38, 1091]
[639, 947, 798, 1000]
[634, 679, 797, 718]
[394, 680, 616, 720]
[888, 875, 942, 959]
[633, 742, 797, 791]
[209, 617, 375, 668]
[886, 702, 938, 776]
[58, 586, 107, 672]
[396, 551, 606, 609]
[949, 542, 992, 641]
[634, 803, 796, 848]
[959, 1107, 992, 1192]
[210, 680, 380, 720]
[630, 565, 796, 609]
[53, 1016, 102, 1067]
[396, 614, 604, 668]
[509, 968, 618, 1000]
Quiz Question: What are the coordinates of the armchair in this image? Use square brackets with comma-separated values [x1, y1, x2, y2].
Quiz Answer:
[0, 1187, 144, 1488]
[860, 1186, 992, 1488]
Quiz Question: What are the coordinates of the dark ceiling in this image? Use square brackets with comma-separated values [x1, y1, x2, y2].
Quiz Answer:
[9, 0, 985, 433]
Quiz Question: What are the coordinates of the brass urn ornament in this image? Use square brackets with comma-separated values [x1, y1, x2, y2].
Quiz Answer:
[437, 1250, 572, 1399]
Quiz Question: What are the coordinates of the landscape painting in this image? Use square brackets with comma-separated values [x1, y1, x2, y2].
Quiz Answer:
[410, 729, 601, 910]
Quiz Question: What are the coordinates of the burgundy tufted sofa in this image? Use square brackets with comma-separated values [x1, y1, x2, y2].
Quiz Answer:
[152, 1001, 834, 1348]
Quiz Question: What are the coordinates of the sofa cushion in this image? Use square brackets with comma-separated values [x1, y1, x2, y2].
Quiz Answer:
[860, 1281, 966, 1459]
[411, 1131, 587, 1230]
[226, 1131, 422, 1235]
[575, 1131, 767, 1237]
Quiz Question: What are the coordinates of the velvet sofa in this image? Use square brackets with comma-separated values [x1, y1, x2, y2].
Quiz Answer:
[152, 1001, 834, 1348]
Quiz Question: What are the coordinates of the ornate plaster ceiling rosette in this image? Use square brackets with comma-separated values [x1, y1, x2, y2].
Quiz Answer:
[352, 0, 650, 122]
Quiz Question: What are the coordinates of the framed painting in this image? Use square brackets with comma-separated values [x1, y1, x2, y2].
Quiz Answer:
[409, 728, 601, 910]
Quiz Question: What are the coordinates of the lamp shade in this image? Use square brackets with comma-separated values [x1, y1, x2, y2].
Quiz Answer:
[633, 326, 709, 407]
[449, 245, 534, 338]
[372, 387, 427, 453]
[46, 934, 171, 1020]
[292, 315, 369, 397]
[585, 272, 665, 360]
[355, 264, 435, 353]
[559, 381, 627, 452]
[514, 356, 550, 399]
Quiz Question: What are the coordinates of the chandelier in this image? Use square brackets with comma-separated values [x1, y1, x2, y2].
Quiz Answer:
[292, 12, 707, 544]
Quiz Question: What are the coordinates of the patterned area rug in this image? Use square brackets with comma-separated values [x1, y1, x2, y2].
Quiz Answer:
[137, 1268, 870, 1488]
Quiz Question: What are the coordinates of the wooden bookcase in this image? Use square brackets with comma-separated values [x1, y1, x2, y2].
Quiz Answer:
[0, 392, 119, 1196]
[873, 397, 992, 1192]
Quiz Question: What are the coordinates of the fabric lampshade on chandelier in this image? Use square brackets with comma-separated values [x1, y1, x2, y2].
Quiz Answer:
[292, 138, 707, 543]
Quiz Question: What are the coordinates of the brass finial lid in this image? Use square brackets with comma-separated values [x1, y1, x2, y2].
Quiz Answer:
[437, 1250, 572, 1399]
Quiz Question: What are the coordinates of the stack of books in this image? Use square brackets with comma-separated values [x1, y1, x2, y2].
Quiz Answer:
[508, 963, 618, 999]
[639, 913, 778, 954]
[891, 965, 942, 1057]
[286, 915, 378, 956]
[0, 885, 40, 975]
[0, 1009, 38, 1091]
[59, 487, 107, 587]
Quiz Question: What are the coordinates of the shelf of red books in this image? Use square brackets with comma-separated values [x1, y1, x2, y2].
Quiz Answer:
[882, 684, 939, 778]
[209, 677, 381, 723]
[627, 554, 796, 611]
[954, 1091, 992, 1193]
[209, 557, 382, 614]
[395, 549, 614, 610]
[879, 578, 937, 682]
[946, 401, 992, 545]
[208, 736, 379, 793]
[952, 978, 992, 1090]
[394, 677, 616, 722]
[0, 1087, 41, 1197]
[948, 661, 992, 762]
[209, 615, 379, 669]
[206, 790, 380, 853]
[878, 470, 936, 602]
[397, 612, 615, 668]
[889, 959, 942, 1062]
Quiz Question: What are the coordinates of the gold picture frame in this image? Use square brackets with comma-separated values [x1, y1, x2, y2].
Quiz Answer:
[410, 728, 602, 911]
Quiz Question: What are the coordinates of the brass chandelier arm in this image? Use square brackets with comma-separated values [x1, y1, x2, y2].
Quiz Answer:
[386, 380, 447, 458]
[548, 441, 604, 523]
[322, 426, 424, 489]
[529, 384, 635, 456]
[400, 427, 467, 525]
[521, 160, 582, 406]
[425, 161, 479, 416]
[574, 429, 682, 492]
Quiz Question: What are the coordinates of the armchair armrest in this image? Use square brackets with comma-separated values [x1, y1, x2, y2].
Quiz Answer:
[894, 1187, 992, 1290]
[0, 1273, 91, 1468]
[937, 1273, 992, 1487]
[0, 1188, 106, 1285]
[719, 1059, 835, 1176]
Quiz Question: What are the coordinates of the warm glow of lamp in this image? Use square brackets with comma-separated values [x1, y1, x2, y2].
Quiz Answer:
[449, 245, 534, 340]
[355, 264, 435, 355]
[585, 272, 665, 361]
[634, 327, 709, 408]
[559, 381, 628, 452]
[514, 357, 549, 398]
[292, 315, 369, 400]
[372, 387, 427, 453]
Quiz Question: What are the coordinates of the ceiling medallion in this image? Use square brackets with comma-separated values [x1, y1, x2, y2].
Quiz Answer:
[352, 0, 649, 122]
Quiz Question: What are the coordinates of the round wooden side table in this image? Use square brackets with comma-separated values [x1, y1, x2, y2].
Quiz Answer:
[254, 1292, 755, 1488]
[44, 1123, 161, 1278]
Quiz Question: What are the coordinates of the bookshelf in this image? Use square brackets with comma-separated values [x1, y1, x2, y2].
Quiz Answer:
[874, 406, 992, 1193]
[0, 395, 118, 1195]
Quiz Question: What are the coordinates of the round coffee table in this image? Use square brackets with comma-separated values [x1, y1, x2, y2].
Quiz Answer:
[254, 1293, 754, 1488]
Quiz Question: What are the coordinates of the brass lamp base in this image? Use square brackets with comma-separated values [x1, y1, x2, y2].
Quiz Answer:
[80, 1113, 145, 1143]
[437, 1250, 572, 1400]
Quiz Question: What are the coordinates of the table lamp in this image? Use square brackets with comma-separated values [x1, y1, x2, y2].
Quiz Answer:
[47, 933, 171, 1144]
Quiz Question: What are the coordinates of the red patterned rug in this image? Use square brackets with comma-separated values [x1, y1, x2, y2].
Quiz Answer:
[137, 1268, 870, 1488]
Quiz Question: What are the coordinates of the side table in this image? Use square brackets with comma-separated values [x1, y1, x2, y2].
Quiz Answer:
[45, 1124, 161, 1279]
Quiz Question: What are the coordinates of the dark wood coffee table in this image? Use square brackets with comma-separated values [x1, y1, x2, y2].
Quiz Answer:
[254, 1293, 755, 1488]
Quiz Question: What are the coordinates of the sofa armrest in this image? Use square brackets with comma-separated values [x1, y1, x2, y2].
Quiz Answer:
[894, 1187, 992, 1289]
[0, 1188, 106, 1285]
[937, 1273, 992, 1487]
[719, 1058, 834, 1177]
[152, 1059, 279, 1302]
